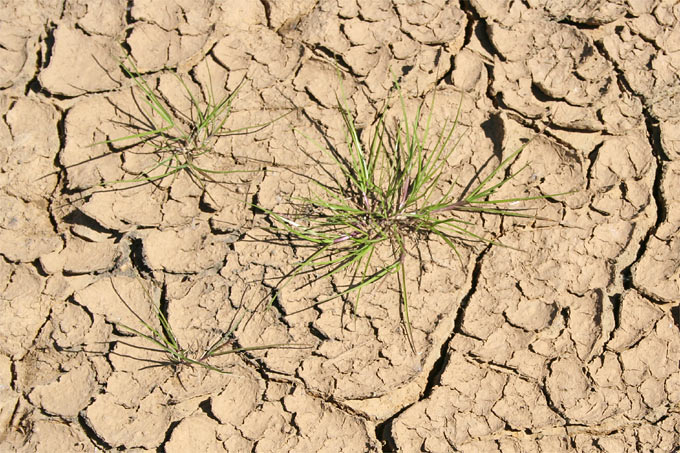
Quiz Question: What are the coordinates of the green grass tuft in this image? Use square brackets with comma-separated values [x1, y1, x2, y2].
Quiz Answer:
[94, 55, 289, 203]
[113, 277, 305, 374]
[267, 76, 572, 352]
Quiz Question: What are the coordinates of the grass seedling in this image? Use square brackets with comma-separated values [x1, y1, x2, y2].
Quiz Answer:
[94, 55, 289, 203]
[268, 76, 571, 352]
[113, 277, 302, 374]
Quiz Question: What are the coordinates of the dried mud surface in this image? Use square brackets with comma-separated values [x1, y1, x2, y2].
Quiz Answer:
[1, 1, 679, 452]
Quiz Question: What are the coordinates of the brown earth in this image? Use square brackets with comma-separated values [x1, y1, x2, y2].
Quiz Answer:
[1, 0, 679, 452]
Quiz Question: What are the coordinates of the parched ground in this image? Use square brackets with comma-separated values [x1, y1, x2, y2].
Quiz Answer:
[1, 1, 679, 452]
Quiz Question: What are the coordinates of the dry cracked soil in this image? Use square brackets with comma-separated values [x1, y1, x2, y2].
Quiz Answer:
[1, 0, 680, 452]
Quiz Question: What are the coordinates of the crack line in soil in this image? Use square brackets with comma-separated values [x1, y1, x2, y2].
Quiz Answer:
[375, 244, 490, 451]
[593, 32, 669, 303]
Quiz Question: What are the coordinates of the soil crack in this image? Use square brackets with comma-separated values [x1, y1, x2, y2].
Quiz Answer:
[593, 33, 669, 301]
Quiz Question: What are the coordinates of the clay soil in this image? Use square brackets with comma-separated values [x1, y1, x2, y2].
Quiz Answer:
[1, 1, 680, 452]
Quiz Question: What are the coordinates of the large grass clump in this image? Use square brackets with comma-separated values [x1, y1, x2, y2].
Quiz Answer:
[269, 77, 569, 351]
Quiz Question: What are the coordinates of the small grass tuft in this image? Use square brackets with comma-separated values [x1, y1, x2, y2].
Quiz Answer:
[94, 55, 289, 203]
[267, 75, 572, 352]
[113, 277, 303, 374]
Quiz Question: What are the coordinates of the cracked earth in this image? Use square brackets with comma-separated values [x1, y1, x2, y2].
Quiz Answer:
[1, 0, 679, 452]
